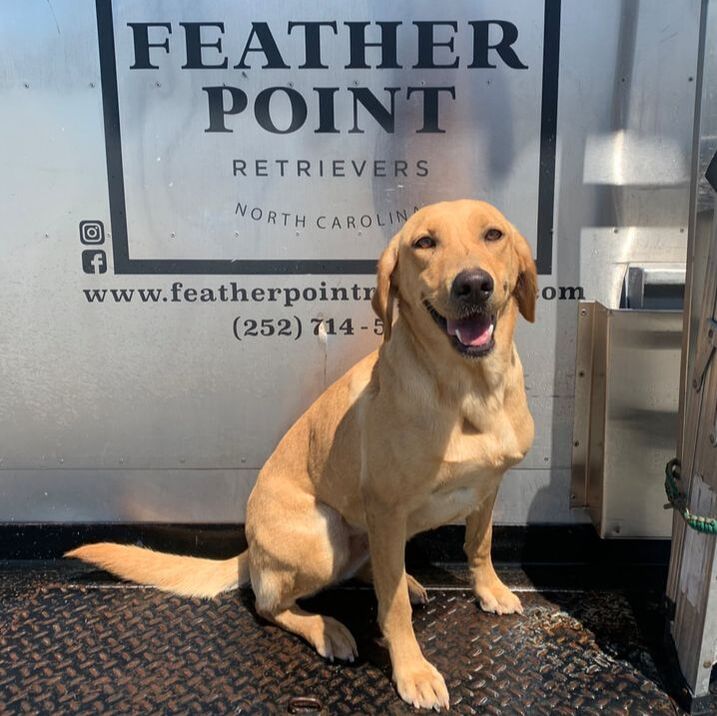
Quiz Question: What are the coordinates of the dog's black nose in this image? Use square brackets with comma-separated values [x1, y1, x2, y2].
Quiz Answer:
[451, 269, 494, 305]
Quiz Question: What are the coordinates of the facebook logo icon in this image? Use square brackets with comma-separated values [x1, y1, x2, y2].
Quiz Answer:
[82, 249, 107, 274]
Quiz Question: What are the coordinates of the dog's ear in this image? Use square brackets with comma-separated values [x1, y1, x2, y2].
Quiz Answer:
[372, 233, 401, 341]
[512, 229, 538, 323]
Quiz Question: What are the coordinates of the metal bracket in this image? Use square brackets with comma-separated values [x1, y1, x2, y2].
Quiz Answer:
[624, 264, 685, 310]
[692, 319, 717, 392]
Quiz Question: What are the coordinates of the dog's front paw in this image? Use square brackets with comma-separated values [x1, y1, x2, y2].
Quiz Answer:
[394, 657, 450, 711]
[474, 579, 523, 615]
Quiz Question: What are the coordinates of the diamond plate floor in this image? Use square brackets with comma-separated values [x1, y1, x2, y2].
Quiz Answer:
[0, 561, 708, 714]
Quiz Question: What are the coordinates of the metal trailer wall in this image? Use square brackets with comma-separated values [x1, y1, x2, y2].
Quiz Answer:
[0, 1, 701, 524]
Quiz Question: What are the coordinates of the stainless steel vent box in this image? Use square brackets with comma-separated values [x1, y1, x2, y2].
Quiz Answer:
[571, 301, 682, 538]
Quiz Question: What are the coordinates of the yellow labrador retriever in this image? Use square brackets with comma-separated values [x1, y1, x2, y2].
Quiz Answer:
[68, 199, 537, 711]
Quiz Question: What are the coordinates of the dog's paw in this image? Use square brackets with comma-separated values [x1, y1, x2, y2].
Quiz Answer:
[394, 657, 450, 711]
[407, 573, 429, 605]
[311, 616, 358, 663]
[474, 580, 523, 615]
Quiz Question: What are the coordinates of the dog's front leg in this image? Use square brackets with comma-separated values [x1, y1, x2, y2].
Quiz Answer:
[364, 501, 449, 711]
[464, 489, 523, 615]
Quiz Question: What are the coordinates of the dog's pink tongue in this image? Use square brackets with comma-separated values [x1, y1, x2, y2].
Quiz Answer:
[447, 315, 493, 346]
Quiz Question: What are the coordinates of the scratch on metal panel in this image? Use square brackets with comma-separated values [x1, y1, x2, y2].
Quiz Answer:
[45, 0, 60, 34]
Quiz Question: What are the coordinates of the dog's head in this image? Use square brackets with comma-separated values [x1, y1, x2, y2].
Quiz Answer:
[372, 200, 537, 357]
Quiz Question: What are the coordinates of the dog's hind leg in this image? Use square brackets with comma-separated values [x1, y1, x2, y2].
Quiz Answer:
[248, 499, 363, 662]
[261, 604, 358, 662]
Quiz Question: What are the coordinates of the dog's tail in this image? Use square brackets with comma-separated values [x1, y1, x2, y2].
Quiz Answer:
[65, 543, 250, 599]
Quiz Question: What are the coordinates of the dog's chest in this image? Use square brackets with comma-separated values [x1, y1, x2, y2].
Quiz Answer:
[407, 416, 521, 534]
[408, 484, 483, 534]
[439, 405, 525, 476]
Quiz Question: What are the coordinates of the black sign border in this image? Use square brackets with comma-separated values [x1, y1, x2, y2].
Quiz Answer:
[95, 0, 560, 275]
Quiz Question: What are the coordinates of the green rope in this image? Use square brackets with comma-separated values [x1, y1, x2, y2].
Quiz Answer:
[664, 459, 717, 535]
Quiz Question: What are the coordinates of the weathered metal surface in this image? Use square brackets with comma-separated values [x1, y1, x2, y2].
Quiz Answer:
[0, 0, 702, 523]
[0, 563, 682, 715]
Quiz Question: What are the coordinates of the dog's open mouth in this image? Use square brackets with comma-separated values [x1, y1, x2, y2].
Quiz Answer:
[424, 301, 496, 357]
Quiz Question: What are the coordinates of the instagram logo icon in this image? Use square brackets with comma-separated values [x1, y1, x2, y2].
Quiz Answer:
[79, 220, 105, 245]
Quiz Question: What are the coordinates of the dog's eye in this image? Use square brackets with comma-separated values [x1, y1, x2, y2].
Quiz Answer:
[413, 236, 436, 249]
[485, 228, 503, 242]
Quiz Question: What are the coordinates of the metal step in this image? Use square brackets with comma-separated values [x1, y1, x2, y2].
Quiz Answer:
[1, 561, 710, 714]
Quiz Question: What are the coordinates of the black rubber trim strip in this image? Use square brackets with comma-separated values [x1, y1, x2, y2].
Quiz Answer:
[0, 523, 669, 564]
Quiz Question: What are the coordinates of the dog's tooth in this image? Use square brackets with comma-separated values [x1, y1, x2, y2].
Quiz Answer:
[455, 329, 464, 344]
